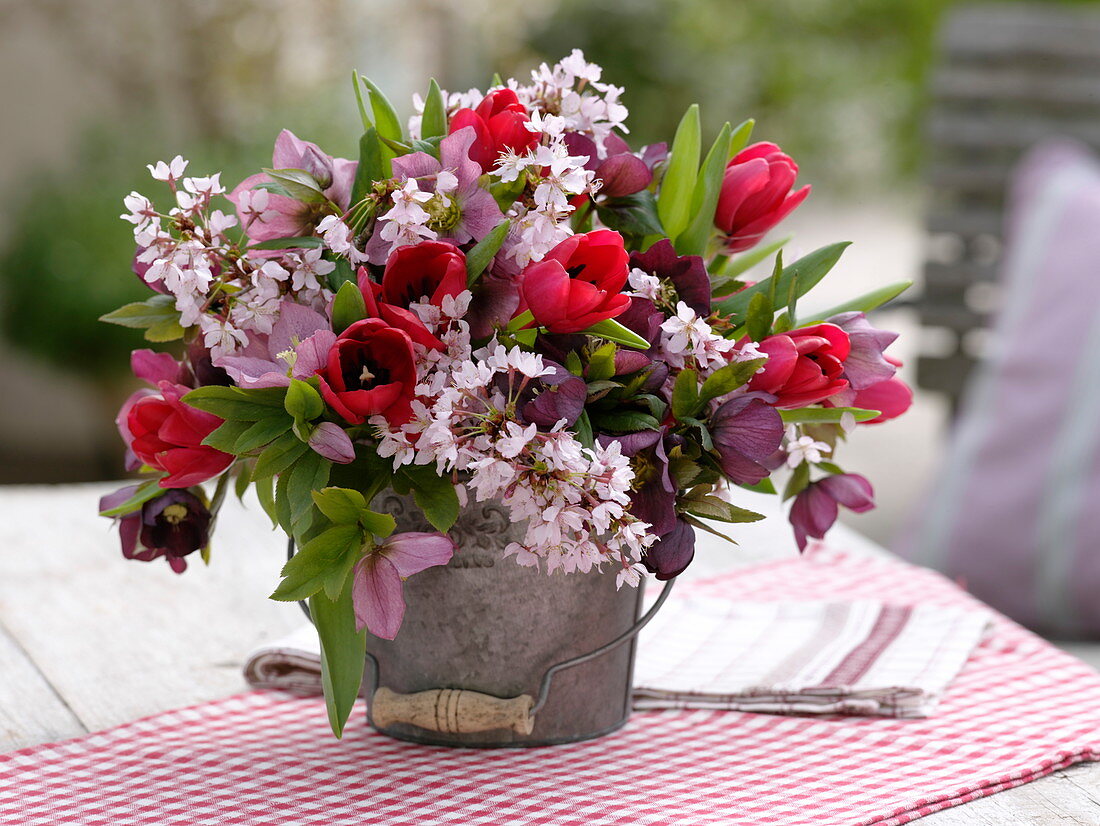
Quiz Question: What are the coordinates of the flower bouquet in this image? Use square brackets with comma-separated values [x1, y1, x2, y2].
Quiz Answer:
[99, 51, 911, 742]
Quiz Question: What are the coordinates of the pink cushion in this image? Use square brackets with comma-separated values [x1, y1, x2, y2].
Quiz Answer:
[900, 141, 1100, 636]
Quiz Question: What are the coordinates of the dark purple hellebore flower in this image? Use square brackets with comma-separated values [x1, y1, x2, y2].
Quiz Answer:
[599, 429, 698, 580]
[826, 312, 898, 391]
[709, 394, 785, 485]
[629, 239, 711, 317]
[516, 362, 587, 428]
[644, 518, 696, 581]
[563, 133, 654, 198]
[100, 486, 212, 573]
[615, 297, 665, 350]
[789, 473, 875, 551]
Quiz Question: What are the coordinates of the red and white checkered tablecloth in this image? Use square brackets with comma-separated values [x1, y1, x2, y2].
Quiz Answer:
[2, 547, 1099, 826]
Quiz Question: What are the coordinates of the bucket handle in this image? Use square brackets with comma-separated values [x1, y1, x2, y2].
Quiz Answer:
[289, 538, 676, 735]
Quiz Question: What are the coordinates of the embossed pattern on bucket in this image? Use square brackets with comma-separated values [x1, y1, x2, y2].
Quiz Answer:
[365, 493, 643, 747]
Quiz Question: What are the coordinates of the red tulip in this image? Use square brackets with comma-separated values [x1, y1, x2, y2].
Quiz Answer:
[380, 240, 467, 307]
[747, 324, 851, 408]
[126, 382, 234, 488]
[518, 229, 631, 333]
[449, 89, 539, 173]
[316, 319, 418, 426]
[715, 142, 810, 253]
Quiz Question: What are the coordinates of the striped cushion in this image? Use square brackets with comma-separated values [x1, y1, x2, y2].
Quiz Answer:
[901, 141, 1100, 637]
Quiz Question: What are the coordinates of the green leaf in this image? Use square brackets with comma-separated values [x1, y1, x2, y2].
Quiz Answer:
[714, 242, 851, 321]
[328, 258, 356, 291]
[399, 465, 459, 532]
[350, 128, 384, 212]
[248, 236, 323, 250]
[253, 180, 294, 198]
[361, 75, 403, 175]
[310, 580, 367, 738]
[183, 386, 288, 421]
[727, 118, 755, 159]
[657, 104, 701, 240]
[595, 190, 665, 238]
[801, 280, 913, 324]
[285, 378, 324, 422]
[679, 416, 714, 451]
[671, 368, 700, 419]
[682, 513, 738, 545]
[675, 120, 731, 257]
[582, 318, 650, 350]
[271, 523, 362, 603]
[253, 431, 311, 480]
[711, 235, 791, 286]
[740, 477, 777, 495]
[312, 487, 369, 525]
[359, 510, 397, 539]
[254, 473, 277, 526]
[778, 407, 881, 425]
[587, 341, 618, 382]
[235, 414, 294, 454]
[574, 409, 594, 449]
[201, 419, 252, 453]
[100, 294, 180, 331]
[745, 292, 773, 342]
[143, 318, 185, 342]
[593, 410, 661, 433]
[421, 78, 447, 139]
[234, 460, 253, 500]
[698, 358, 766, 405]
[332, 279, 367, 333]
[287, 449, 331, 529]
[275, 470, 294, 534]
[465, 220, 510, 286]
[783, 461, 811, 501]
[682, 494, 765, 524]
[352, 70, 373, 131]
[262, 168, 328, 204]
[98, 478, 164, 518]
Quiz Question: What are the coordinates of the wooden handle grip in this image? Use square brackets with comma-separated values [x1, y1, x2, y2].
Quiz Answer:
[371, 687, 535, 735]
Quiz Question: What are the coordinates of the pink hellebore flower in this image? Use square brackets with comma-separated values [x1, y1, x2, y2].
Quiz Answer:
[364, 127, 503, 264]
[228, 130, 357, 243]
[352, 532, 456, 639]
[215, 302, 335, 389]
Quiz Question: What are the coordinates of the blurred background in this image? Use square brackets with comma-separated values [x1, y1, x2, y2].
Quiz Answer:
[0, 0, 1094, 551]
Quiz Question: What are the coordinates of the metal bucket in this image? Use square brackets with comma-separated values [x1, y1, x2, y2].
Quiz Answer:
[357, 493, 672, 748]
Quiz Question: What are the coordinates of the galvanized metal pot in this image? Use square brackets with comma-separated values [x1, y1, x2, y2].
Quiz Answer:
[359, 492, 670, 748]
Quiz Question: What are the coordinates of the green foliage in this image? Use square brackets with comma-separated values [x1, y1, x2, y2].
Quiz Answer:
[331, 280, 367, 333]
[465, 220, 510, 286]
[596, 190, 664, 239]
[656, 104, 701, 240]
[310, 582, 366, 738]
[397, 464, 459, 532]
[714, 242, 850, 321]
[421, 79, 448, 140]
[675, 120, 732, 256]
[778, 407, 881, 424]
[582, 318, 650, 349]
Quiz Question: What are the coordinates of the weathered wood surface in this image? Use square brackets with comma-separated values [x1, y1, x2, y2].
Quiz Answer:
[0, 481, 1098, 823]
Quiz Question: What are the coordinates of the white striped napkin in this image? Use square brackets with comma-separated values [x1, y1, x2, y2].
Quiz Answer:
[244, 598, 989, 718]
[633, 598, 989, 717]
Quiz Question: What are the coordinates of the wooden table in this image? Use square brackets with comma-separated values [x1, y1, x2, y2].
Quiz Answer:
[1, 482, 1098, 824]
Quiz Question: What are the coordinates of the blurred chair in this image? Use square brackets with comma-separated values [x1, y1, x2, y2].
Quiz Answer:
[917, 3, 1100, 414]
